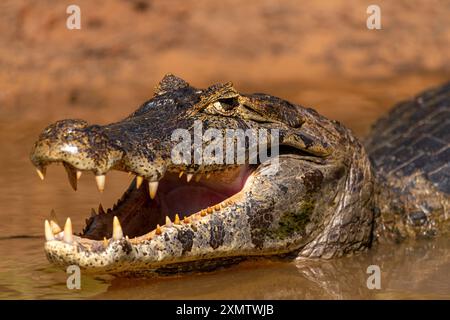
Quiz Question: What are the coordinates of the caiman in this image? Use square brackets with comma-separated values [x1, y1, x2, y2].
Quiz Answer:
[29, 75, 450, 275]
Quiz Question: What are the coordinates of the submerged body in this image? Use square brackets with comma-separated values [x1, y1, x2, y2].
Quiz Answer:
[30, 75, 449, 274]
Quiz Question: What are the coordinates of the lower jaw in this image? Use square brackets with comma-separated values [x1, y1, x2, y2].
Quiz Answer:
[43, 189, 254, 273]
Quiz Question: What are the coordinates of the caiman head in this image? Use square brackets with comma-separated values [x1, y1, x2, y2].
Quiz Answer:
[30, 74, 375, 274]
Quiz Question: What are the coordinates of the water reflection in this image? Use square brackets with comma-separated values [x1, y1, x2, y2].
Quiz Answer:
[92, 239, 450, 299]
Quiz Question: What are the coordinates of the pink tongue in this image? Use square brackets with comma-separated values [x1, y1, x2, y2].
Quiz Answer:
[165, 186, 227, 215]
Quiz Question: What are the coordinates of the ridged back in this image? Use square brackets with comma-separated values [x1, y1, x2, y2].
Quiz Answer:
[365, 82, 450, 195]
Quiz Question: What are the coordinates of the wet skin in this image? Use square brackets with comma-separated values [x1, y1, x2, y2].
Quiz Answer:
[30, 75, 449, 274]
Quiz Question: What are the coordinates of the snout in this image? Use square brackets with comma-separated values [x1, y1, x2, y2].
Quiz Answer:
[30, 119, 123, 176]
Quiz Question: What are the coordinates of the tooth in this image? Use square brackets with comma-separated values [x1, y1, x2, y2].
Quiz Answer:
[50, 220, 62, 234]
[95, 175, 105, 192]
[207, 207, 213, 214]
[103, 237, 108, 248]
[186, 173, 193, 183]
[195, 175, 201, 182]
[63, 218, 73, 244]
[214, 204, 221, 211]
[113, 216, 123, 240]
[200, 210, 207, 217]
[45, 220, 54, 241]
[165, 216, 172, 227]
[98, 203, 105, 215]
[206, 173, 211, 179]
[136, 176, 144, 189]
[179, 171, 184, 178]
[174, 214, 180, 224]
[90, 208, 97, 217]
[148, 181, 159, 199]
[155, 224, 162, 235]
[36, 167, 46, 180]
[76, 170, 82, 180]
[63, 163, 78, 191]
[50, 209, 57, 220]
[183, 216, 190, 223]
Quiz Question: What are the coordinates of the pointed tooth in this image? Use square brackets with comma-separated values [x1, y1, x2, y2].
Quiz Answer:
[76, 170, 82, 180]
[148, 181, 159, 200]
[49, 220, 62, 234]
[195, 175, 201, 182]
[95, 175, 105, 192]
[63, 163, 78, 191]
[36, 167, 46, 180]
[165, 216, 172, 227]
[63, 218, 73, 244]
[98, 204, 105, 215]
[155, 224, 162, 235]
[103, 237, 108, 248]
[179, 171, 184, 178]
[174, 214, 180, 224]
[186, 173, 193, 183]
[136, 176, 144, 189]
[50, 209, 57, 221]
[90, 208, 97, 217]
[112, 216, 123, 240]
[183, 216, 190, 223]
[45, 220, 54, 241]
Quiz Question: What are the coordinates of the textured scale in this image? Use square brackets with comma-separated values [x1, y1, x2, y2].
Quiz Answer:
[365, 82, 450, 240]
[30, 75, 450, 274]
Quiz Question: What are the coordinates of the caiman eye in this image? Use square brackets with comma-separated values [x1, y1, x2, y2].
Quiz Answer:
[204, 98, 239, 116]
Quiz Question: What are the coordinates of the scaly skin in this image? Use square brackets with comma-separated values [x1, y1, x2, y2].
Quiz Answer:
[30, 75, 448, 275]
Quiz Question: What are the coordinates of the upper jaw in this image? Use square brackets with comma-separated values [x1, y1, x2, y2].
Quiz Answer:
[29, 118, 172, 194]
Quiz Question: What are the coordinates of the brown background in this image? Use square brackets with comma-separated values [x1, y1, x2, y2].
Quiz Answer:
[0, 0, 449, 136]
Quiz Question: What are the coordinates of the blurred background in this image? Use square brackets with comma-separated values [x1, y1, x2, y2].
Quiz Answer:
[0, 0, 449, 299]
[0, 0, 449, 135]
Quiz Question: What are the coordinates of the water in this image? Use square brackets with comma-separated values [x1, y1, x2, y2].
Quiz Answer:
[0, 78, 449, 299]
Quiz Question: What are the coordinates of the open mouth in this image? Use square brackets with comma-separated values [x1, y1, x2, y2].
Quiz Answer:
[40, 164, 255, 247]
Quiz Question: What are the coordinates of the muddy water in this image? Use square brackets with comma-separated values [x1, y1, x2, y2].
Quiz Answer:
[0, 79, 449, 299]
